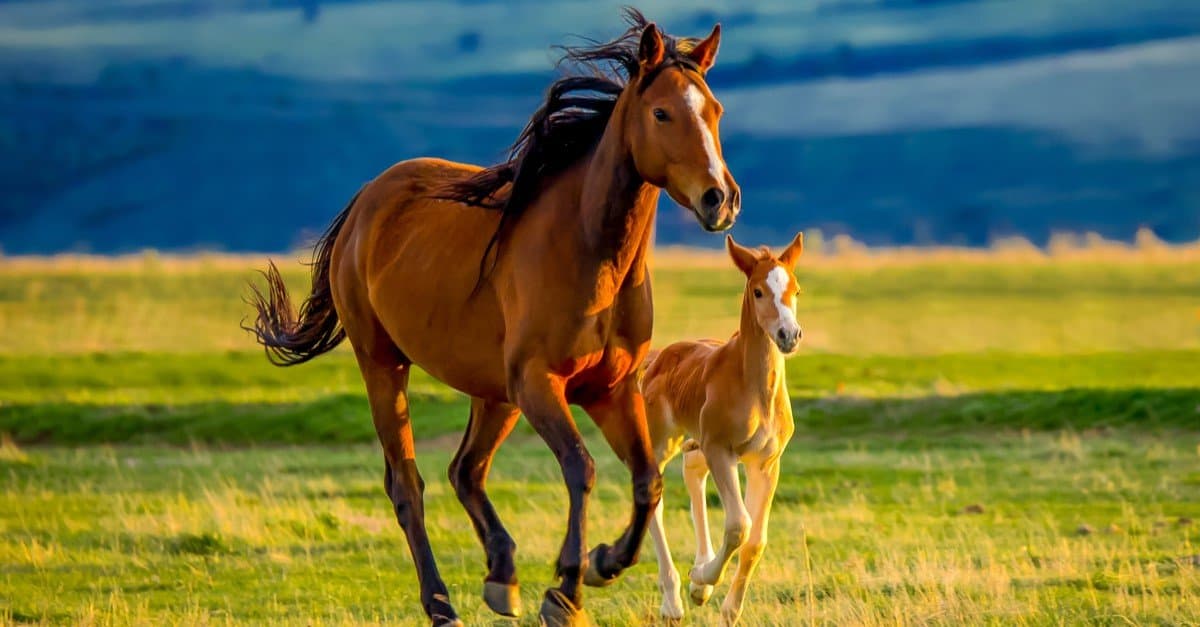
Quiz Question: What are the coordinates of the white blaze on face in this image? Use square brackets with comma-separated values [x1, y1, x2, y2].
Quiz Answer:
[684, 84, 724, 183]
[764, 266, 800, 340]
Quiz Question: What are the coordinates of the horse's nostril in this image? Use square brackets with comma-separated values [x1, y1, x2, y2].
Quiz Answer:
[701, 187, 725, 212]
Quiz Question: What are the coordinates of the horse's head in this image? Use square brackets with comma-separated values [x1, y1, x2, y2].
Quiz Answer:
[726, 232, 805, 354]
[623, 22, 739, 232]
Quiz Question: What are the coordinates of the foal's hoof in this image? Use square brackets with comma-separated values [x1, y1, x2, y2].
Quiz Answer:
[538, 589, 591, 627]
[582, 544, 619, 588]
[688, 581, 714, 606]
[483, 580, 522, 617]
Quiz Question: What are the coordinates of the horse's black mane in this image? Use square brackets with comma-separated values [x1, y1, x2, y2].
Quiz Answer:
[438, 7, 702, 284]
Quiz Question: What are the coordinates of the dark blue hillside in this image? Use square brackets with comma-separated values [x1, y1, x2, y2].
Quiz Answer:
[1, 0, 1198, 253]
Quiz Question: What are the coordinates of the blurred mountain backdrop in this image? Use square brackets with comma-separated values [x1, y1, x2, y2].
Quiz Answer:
[1, 0, 1198, 253]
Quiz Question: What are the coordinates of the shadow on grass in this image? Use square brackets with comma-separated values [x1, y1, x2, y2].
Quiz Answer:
[1, 387, 1197, 446]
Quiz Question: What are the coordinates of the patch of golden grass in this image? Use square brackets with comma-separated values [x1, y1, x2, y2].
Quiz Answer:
[2, 230, 1198, 355]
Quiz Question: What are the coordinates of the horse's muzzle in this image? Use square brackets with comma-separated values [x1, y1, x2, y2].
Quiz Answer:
[695, 192, 738, 232]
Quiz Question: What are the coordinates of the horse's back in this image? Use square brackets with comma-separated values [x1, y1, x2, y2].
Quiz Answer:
[336, 157, 511, 400]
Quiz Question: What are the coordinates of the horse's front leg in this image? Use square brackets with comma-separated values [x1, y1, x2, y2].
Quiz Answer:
[509, 362, 595, 627]
[580, 375, 664, 587]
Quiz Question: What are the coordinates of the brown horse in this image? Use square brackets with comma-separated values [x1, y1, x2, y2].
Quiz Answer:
[247, 9, 738, 627]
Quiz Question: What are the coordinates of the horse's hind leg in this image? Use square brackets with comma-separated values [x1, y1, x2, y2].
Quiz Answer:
[448, 397, 522, 617]
[357, 348, 461, 627]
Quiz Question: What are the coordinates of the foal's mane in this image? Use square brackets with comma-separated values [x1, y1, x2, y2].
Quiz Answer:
[439, 7, 702, 284]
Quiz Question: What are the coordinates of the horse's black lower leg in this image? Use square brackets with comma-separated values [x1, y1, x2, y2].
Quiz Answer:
[385, 459, 459, 626]
[587, 447, 661, 581]
[582, 377, 663, 586]
[357, 351, 459, 627]
[511, 368, 595, 626]
[448, 398, 522, 616]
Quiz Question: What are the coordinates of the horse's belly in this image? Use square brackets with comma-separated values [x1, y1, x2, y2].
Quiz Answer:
[368, 278, 509, 401]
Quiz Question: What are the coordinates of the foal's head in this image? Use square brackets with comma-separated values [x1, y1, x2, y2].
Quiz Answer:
[726, 232, 805, 354]
[621, 22, 740, 232]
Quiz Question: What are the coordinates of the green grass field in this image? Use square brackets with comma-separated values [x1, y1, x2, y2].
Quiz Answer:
[1, 248, 1199, 625]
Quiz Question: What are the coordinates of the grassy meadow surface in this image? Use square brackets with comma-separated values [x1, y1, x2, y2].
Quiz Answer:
[1, 242, 1199, 624]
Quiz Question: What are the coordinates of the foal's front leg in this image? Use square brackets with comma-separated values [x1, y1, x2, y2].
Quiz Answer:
[720, 458, 780, 626]
[691, 443, 749, 589]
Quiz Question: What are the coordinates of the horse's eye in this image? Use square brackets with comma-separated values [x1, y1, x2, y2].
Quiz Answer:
[653, 108, 669, 123]
[753, 288, 762, 298]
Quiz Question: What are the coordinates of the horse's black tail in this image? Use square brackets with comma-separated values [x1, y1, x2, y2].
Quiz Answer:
[244, 188, 361, 366]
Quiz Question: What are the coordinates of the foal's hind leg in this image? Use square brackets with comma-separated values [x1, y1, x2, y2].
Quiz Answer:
[448, 397, 522, 617]
[682, 444, 715, 606]
[646, 440, 686, 620]
[358, 349, 461, 627]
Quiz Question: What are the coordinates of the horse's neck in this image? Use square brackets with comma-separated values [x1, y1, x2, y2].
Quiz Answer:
[730, 296, 785, 402]
[574, 113, 659, 288]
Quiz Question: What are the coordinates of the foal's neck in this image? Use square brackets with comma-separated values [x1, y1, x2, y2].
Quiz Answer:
[577, 105, 660, 288]
[734, 294, 786, 400]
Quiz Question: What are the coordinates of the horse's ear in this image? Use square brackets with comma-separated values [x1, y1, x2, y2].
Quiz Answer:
[639, 23, 665, 70]
[689, 24, 721, 73]
[726, 234, 757, 277]
[779, 232, 805, 269]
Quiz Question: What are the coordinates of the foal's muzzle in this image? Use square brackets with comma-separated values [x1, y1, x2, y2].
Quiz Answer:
[775, 326, 801, 354]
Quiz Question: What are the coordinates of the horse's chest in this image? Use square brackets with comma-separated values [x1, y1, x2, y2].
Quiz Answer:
[562, 301, 649, 400]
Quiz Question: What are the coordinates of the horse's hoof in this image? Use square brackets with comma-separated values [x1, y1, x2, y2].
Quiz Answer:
[688, 582, 714, 606]
[483, 580, 521, 617]
[582, 544, 618, 587]
[431, 615, 464, 627]
[538, 589, 591, 627]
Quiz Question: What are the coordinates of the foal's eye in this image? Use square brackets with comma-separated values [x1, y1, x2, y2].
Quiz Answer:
[753, 288, 763, 299]
[653, 108, 670, 123]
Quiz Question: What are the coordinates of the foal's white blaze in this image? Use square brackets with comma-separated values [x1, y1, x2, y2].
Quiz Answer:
[684, 84, 724, 183]
[764, 266, 800, 341]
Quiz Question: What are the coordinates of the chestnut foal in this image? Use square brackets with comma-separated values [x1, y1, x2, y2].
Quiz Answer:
[642, 232, 804, 624]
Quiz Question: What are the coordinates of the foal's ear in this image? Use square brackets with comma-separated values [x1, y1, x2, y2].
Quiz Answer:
[689, 24, 721, 73]
[726, 234, 757, 277]
[778, 231, 805, 269]
[639, 23, 665, 70]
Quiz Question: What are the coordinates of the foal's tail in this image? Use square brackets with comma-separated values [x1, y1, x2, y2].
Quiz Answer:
[244, 188, 361, 366]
